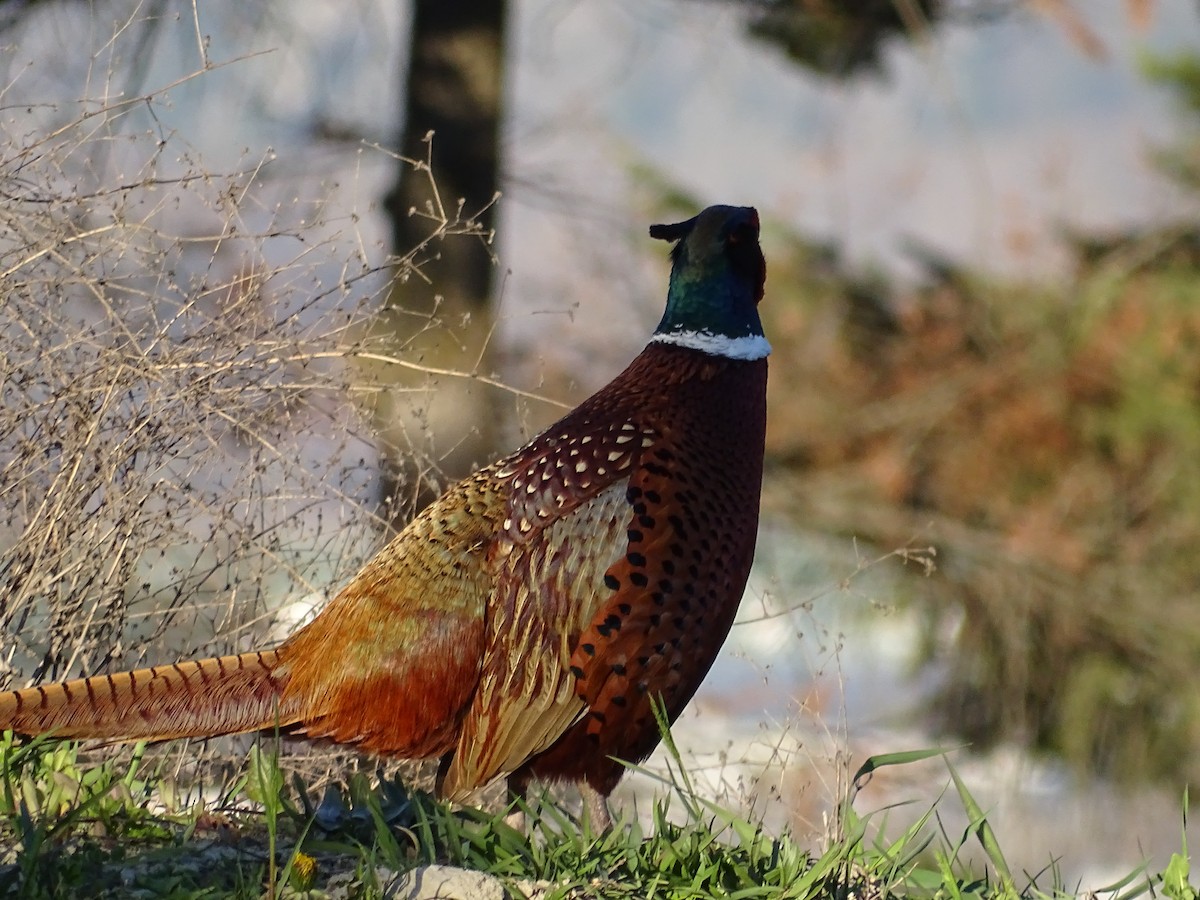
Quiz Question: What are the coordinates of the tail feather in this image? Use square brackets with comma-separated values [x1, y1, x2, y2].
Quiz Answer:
[0, 651, 297, 743]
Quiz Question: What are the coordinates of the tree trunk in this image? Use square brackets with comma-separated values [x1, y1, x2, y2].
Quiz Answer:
[374, 0, 508, 523]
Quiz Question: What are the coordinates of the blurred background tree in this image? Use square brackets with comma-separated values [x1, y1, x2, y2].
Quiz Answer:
[372, 0, 508, 521]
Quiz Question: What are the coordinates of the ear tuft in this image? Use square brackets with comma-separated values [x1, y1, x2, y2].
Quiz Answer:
[649, 216, 697, 243]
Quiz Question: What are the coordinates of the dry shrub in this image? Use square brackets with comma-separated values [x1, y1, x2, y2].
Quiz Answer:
[0, 24, 495, 806]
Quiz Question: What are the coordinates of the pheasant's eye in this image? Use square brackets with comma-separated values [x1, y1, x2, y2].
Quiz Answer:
[727, 222, 756, 246]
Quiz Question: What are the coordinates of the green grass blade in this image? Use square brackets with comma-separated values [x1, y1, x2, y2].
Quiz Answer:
[944, 756, 1013, 886]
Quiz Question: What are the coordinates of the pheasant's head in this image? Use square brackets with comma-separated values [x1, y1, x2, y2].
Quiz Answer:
[648, 205, 769, 361]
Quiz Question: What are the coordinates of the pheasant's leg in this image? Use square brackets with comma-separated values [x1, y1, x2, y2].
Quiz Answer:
[504, 773, 529, 831]
[580, 782, 612, 833]
[435, 752, 453, 796]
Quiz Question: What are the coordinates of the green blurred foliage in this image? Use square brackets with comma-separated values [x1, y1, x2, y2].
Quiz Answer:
[1143, 49, 1200, 195]
[748, 0, 944, 77]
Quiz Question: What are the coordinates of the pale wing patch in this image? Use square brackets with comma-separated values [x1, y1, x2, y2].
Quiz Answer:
[280, 469, 504, 757]
[441, 479, 631, 798]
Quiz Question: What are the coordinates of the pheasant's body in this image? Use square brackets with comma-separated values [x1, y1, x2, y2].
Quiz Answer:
[0, 205, 770, 821]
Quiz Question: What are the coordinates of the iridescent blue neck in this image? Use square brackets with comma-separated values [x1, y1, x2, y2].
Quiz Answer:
[651, 254, 770, 361]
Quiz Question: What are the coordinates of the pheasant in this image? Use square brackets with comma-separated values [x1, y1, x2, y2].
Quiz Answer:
[0, 204, 770, 829]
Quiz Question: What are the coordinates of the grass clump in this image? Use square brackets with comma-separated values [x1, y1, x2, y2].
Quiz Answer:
[1, 729, 1177, 899]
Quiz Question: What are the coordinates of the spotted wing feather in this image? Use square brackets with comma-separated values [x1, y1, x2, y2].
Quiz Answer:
[440, 416, 654, 797]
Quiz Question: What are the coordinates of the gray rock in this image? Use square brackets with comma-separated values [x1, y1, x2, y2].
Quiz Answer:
[382, 864, 507, 900]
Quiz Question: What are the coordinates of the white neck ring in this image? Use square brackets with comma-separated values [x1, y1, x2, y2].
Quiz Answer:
[650, 330, 772, 360]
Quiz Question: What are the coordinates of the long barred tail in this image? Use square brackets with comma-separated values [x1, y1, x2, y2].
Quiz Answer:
[0, 651, 296, 743]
